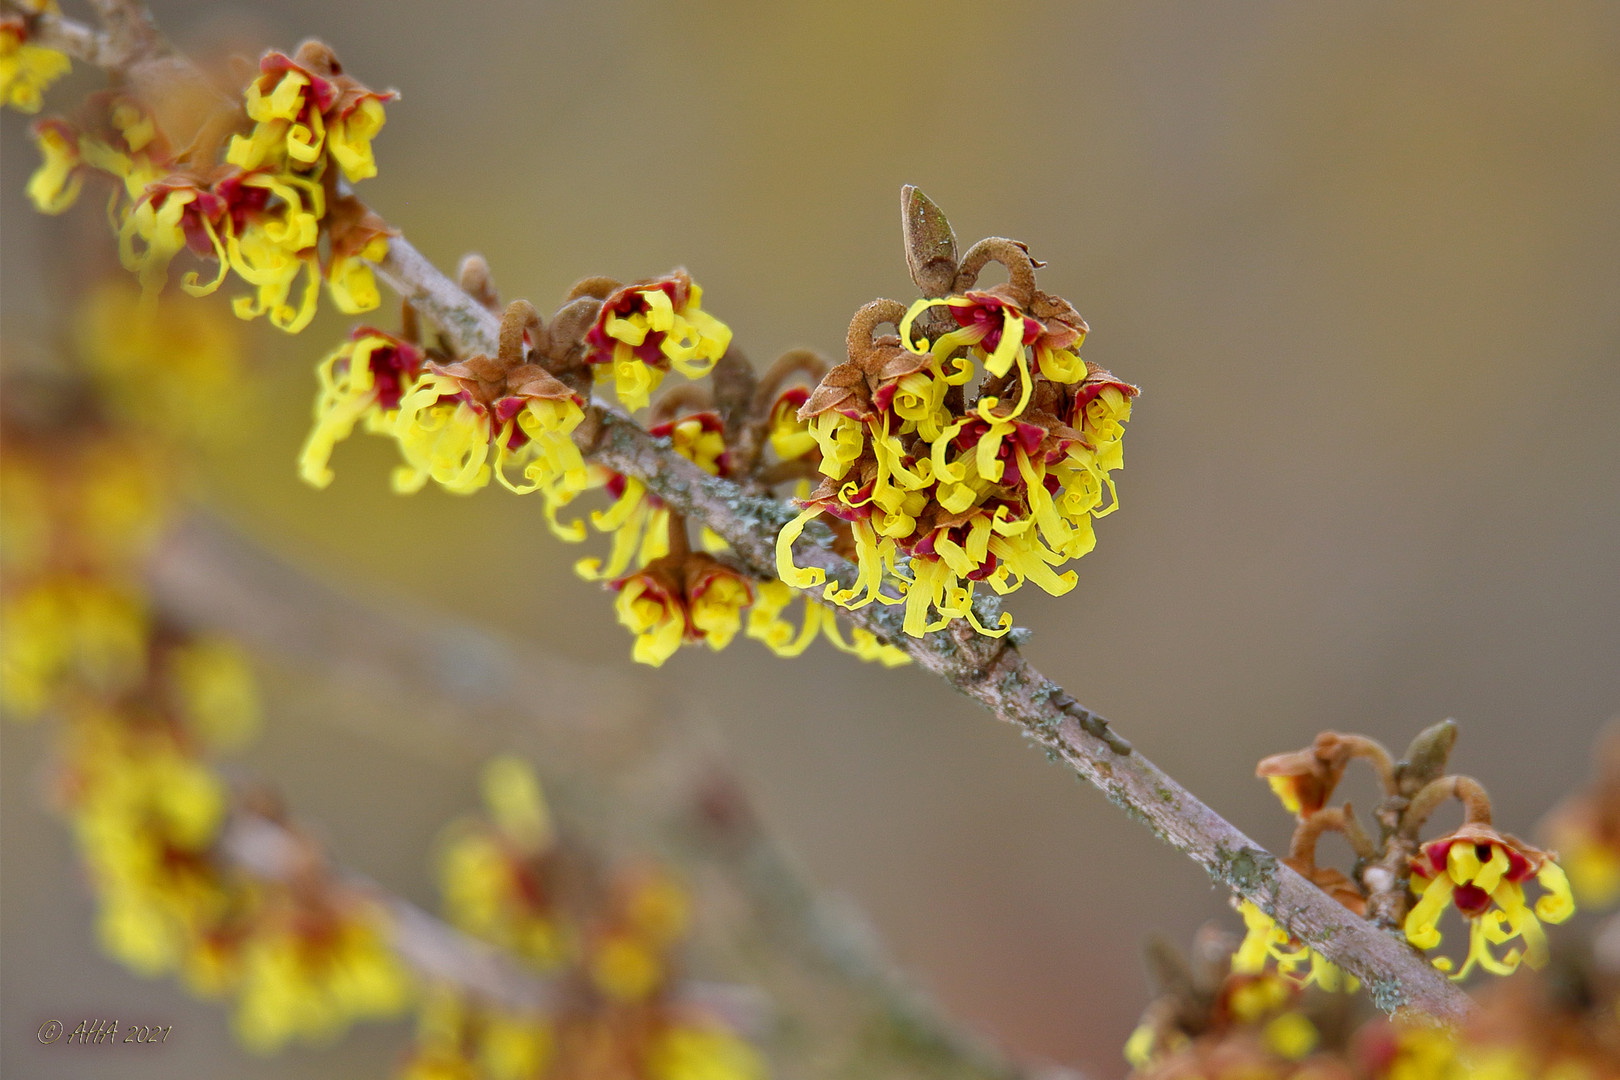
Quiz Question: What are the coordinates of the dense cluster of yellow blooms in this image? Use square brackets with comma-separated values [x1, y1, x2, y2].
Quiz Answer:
[3, 279, 772, 1075]
[777, 239, 1136, 637]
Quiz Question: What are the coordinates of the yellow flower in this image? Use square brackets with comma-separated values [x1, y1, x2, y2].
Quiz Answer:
[0, 19, 70, 114]
[1404, 824, 1575, 979]
[222, 171, 325, 333]
[327, 95, 387, 181]
[583, 271, 732, 411]
[227, 44, 392, 183]
[767, 387, 818, 461]
[390, 360, 589, 499]
[0, 578, 147, 718]
[1232, 901, 1360, 993]
[233, 900, 411, 1052]
[647, 1025, 766, 1080]
[298, 329, 425, 489]
[613, 568, 688, 668]
[25, 117, 81, 212]
[438, 757, 569, 969]
[687, 561, 753, 652]
[118, 183, 229, 297]
[328, 232, 388, 313]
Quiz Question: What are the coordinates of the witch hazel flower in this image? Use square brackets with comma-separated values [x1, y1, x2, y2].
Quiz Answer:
[27, 94, 171, 216]
[226, 41, 394, 183]
[1, 3, 70, 115]
[581, 270, 733, 411]
[299, 326, 427, 489]
[612, 552, 753, 668]
[1402, 776, 1574, 979]
[392, 300, 589, 497]
[1251, 723, 1576, 988]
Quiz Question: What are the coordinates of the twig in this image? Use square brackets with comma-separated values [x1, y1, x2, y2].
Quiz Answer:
[22, 7, 118, 66]
[39, 6, 1475, 1025]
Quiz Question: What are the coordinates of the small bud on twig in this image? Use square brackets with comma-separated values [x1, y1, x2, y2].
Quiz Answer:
[901, 185, 958, 298]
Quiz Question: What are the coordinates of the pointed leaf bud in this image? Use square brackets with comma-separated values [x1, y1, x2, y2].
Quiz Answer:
[901, 185, 958, 297]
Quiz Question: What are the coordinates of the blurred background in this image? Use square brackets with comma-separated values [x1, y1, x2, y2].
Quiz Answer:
[3, 1, 1617, 1076]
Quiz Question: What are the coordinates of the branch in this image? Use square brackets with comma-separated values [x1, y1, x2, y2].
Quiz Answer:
[26, 3, 152, 68]
[222, 812, 558, 1012]
[37, 4, 1475, 1025]
[222, 812, 766, 1033]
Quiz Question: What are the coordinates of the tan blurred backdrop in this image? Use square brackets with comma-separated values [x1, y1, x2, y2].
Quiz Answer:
[3, 1, 1618, 1077]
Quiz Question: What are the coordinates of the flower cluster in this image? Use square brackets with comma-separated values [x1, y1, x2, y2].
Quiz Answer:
[408, 755, 764, 1080]
[1, 1, 70, 113]
[8, 276, 774, 1073]
[25, 38, 393, 333]
[299, 298, 592, 501]
[1248, 724, 1575, 986]
[778, 235, 1137, 638]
